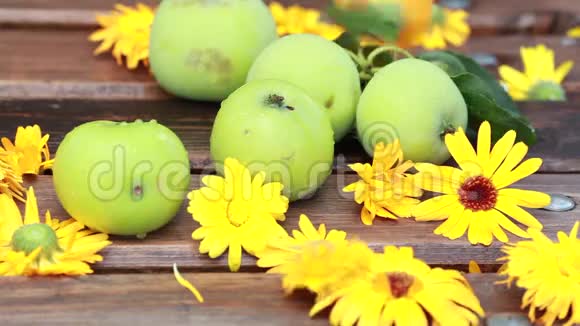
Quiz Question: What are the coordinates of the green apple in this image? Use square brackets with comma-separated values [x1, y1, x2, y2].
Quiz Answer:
[52, 120, 190, 237]
[210, 79, 334, 201]
[149, 0, 277, 101]
[357, 58, 468, 164]
[247, 34, 361, 141]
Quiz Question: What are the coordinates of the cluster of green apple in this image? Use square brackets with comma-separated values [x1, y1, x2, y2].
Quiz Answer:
[53, 0, 467, 237]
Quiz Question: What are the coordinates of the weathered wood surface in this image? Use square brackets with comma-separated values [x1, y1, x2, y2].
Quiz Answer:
[0, 0, 579, 323]
[1, 100, 579, 172]
[0, 273, 525, 325]
[21, 173, 579, 271]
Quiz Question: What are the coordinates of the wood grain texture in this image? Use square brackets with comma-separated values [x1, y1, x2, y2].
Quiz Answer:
[0, 273, 527, 325]
[1, 100, 579, 173]
[21, 173, 579, 271]
[0, 28, 578, 100]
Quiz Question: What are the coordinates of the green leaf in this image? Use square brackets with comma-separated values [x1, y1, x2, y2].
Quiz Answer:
[334, 32, 360, 53]
[417, 51, 466, 77]
[446, 51, 520, 114]
[455, 85, 537, 145]
[327, 1, 402, 42]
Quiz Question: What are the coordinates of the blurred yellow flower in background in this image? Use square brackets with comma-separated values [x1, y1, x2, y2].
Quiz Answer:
[1, 125, 54, 175]
[343, 140, 422, 225]
[499, 222, 580, 326]
[417, 4, 470, 49]
[188, 158, 289, 272]
[0, 187, 111, 276]
[499, 44, 574, 101]
[269, 2, 345, 40]
[89, 3, 154, 69]
[567, 27, 580, 38]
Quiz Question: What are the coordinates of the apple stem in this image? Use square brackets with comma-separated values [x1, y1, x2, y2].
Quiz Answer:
[265, 94, 295, 111]
[441, 126, 457, 139]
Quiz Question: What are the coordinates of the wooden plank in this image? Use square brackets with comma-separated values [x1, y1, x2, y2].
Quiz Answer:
[0, 29, 578, 100]
[1, 99, 579, 173]
[0, 273, 525, 325]
[21, 173, 580, 271]
[0, 0, 577, 35]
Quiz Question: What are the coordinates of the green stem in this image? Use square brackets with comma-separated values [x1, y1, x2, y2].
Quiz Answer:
[367, 45, 414, 66]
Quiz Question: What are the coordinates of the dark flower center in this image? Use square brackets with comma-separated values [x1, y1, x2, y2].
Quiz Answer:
[458, 176, 498, 211]
[387, 272, 415, 298]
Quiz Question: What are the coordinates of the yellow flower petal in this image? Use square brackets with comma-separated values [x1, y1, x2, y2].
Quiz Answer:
[493, 158, 543, 189]
[554, 60, 574, 84]
[497, 188, 550, 209]
[173, 264, 204, 303]
[495, 197, 543, 230]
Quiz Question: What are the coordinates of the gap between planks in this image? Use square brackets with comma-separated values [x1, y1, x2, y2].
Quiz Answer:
[24, 173, 580, 272]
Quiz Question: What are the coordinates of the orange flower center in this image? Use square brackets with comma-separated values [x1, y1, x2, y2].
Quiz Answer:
[387, 272, 415, 298]
[458, 176, 498, 211]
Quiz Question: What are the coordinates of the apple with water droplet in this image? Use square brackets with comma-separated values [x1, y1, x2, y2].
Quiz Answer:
[52, 120, 190, 237]
[210, 79, 335, 201]
[149, 0, 278, 101]
[247, 34, 361, 141]
[357, 58, 468, 164]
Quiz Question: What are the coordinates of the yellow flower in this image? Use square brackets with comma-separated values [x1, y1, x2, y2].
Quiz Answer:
[0, 187, 111, 276]
[499, 44, 574, 101]
[343, 140, 422, 225]
[188, 158, 289, 272]
[0, 153, 24, 201]
[89, 3, 154, 69]
[499, 222, 580, 326]
[269, 2, 345, 40]
[257, 214, 347, 269]
[310, 245, 484, 325]
[1, 125, 54, 175]
[267, 239, 376, 297]
[568, 27, 580, 38]
[413, 121, 551, 246]
[417, 4, 470, 49]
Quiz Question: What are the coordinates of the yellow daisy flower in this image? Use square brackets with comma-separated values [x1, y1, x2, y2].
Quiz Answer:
[188, 158, 289, 272]
[499, 222, 580, 326]
[267, 239, 376, 297]
[568, 27, 580, 38]
[499, 44, 574, 101]
[269, 2, 345, 40]
[310, 245, 485, 325]
[418, 4, 470, 50]
[89, 3, 154, 69]
[413, 121, 551, 246]
[1, 125, 54, 175]
[343, 140, 422, 225]
[0, 187, 111, 276]
[256, 214, 347, 269]
[0, 153, 24, 201]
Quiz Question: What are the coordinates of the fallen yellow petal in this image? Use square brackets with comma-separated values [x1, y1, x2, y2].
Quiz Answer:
[173, 263, 204, 303]
[468, 260, 481, 273]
